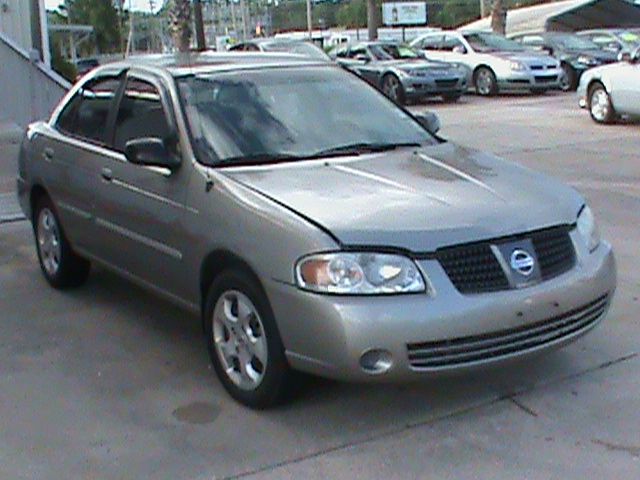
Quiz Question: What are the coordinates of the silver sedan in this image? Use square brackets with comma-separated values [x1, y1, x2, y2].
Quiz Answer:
[17, 53, 616, 408]
[578, 47, 640, 123]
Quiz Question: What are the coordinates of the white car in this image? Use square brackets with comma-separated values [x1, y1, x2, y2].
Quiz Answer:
[578, 47, 640, 124]
[411, 30, 561, 96]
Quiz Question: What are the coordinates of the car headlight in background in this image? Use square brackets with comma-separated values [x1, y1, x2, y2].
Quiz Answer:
[296, 252, 427, 294]
[577, 205, 601, 252]
[577, 55, 598, 66]
[509, 60, 526, 71]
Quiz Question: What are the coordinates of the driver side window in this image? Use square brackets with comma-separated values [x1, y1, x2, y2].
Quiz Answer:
[442, 35, 465, 52]
[113, 78, 171, 153]
[348, 47, 370, 60]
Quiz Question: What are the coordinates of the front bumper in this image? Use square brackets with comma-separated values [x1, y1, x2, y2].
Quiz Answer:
[496, 68, 562, 90]
[402, 75, 467, 98]
[267, 234, 616, 382]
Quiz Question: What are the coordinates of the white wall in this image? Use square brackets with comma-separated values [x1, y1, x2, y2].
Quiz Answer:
[0, 0, 34, 52]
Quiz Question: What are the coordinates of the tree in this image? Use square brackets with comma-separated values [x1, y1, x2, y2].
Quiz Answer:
[366, 0, 378, 40]
[63, 0, 122, 54]
[491, 0, 506, 35]
[168, 0, 192, 52]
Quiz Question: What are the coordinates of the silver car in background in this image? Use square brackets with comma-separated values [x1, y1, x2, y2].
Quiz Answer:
[411, 30, 562, 95]
[578, 47, 640, 123]
[17, 53, 615, 409]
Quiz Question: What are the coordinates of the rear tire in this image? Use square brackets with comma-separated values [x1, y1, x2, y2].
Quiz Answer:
[474, 67, 498, 96]
[588, 82, 615, 124]
[33, 195, 90, 289]
[204, 269, 293, 409]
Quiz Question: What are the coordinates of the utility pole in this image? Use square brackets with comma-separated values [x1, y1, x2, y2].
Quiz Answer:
[240, 0, 248, 40]
[480, 0, 486, 18]
[194, 0, 206, 50]
[306, 0, 312, 40]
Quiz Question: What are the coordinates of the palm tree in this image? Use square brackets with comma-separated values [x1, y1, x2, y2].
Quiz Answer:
[169, 0, 192, 52]
[367, 0, 378, 41]
[491, 0, 506, 35]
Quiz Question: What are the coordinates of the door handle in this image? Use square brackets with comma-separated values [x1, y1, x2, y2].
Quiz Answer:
[101, 168, 113, 182]
[43, 148, 54, 161]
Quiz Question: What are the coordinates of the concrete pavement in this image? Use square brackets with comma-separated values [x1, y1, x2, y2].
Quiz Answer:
[0, 92, 638, 479]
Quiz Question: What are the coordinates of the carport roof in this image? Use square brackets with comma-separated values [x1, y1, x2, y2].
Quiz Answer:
[461, 0, 640, 34]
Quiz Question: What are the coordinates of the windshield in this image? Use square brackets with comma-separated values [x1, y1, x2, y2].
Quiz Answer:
[551, 34, 600, 51]
[464, 32, 525, 52]
[261, 42, 329, 61]
[370, 44, 421, 60]
[178, 67, 436, 166]
[616, 31, 640, 46]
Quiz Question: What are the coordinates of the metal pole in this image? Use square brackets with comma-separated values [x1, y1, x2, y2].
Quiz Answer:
[306, 0, 312, 40]
[240, 0, 248, 40]
[480, 0, 486, 18]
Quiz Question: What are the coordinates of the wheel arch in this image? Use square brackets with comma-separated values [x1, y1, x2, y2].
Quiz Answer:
[472, 64, 495, 80]
[199, 249, 268, 328]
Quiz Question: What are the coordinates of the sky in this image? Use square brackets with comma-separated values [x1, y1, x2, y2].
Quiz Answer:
[44, 0, 166, 13]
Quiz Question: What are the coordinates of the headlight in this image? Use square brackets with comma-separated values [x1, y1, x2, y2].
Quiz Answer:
[577, 205, 601, 252]
[509, 60, 526, 71]
[401, 69, 423, 77]
[577, 55, 598, 66]
[295, 252, 427, 294]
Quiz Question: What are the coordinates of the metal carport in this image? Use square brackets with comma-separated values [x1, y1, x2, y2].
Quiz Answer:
[546, 0, 640, 31]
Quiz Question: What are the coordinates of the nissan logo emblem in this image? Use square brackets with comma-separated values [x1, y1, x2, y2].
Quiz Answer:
[510, 249, 535, 276]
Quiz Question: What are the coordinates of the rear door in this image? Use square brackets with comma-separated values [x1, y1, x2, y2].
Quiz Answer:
[91, 73, 192, 299]
[40, 75, 123, 250]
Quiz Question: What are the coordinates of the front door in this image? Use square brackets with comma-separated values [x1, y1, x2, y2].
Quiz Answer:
[91, 74, 193, 300]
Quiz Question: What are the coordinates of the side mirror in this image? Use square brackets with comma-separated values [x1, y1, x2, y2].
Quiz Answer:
[452, 45, 467, 54]
[124, 137, 180, 171]
[415, 112, 441, 135]
[355, 54, 370, 63]
[542, 46, 554, 55]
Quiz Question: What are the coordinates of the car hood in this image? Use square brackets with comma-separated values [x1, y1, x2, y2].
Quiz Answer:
[489, 50, 556, 65]
[383, 59, 455, 70]
[563, 49, 618, 62]
[221, 143, 583, 252]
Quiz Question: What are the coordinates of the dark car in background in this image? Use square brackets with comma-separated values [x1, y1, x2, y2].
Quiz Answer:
[510, 32, 618, 91]
[228, 38, 330, 61]
[577, 29, 640, 54]
[329, 41, 468, 104]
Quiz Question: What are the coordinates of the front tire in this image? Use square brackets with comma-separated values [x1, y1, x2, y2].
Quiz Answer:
[474, 67, 498, 96]
[559, 64, 577, 91]
[33, 196, 90, 289]
[381, 74, 406, 105]
[588, 83, 615, 124]
[204, 269, 292, 409]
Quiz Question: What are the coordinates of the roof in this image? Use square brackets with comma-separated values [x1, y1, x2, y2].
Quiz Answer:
[461, 0, 640, 34]
[461, 0, 588, 34]
[99, 52, 326, 77]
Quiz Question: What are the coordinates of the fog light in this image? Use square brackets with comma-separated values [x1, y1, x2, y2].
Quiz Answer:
[359, 349, 393, 374]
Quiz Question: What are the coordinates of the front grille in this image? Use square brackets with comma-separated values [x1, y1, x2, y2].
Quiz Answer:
[407, 294, 609, 370]
[535, 75, 558, 83]
[436, 244, 509, 294]
[435, 79, 459, 88]
[531, 227, 576, 280]
[530, 65, 544, 70]
[435, 226, 576, 294]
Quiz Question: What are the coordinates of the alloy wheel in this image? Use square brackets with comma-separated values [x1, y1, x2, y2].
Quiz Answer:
[383, 75, 401, 102]
[212, 290, 268, 391]
[475, 69, 494, 96]
[37, 208, 62, 277]
[590, 88, 611, 123]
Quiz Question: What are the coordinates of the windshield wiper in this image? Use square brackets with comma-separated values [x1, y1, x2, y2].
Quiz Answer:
[215, 153, 305, 167]
[308, 142, 422, 159]
[213, 142, 422, 167]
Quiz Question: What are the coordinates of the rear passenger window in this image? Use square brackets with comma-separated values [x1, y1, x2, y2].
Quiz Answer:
[57, 77, 120, 143]
[418, 36, 442, 50]
[113, 78, 171, 153]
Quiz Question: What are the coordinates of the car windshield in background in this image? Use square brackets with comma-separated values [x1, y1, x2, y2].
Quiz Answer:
[617, 31, 640, 46]
[372, 44, 421, 60]
[261, 42, 329, 61]
[178, 67, 435, 166]
[464, 32, 525, 52]
[552, 34, 600, 51]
